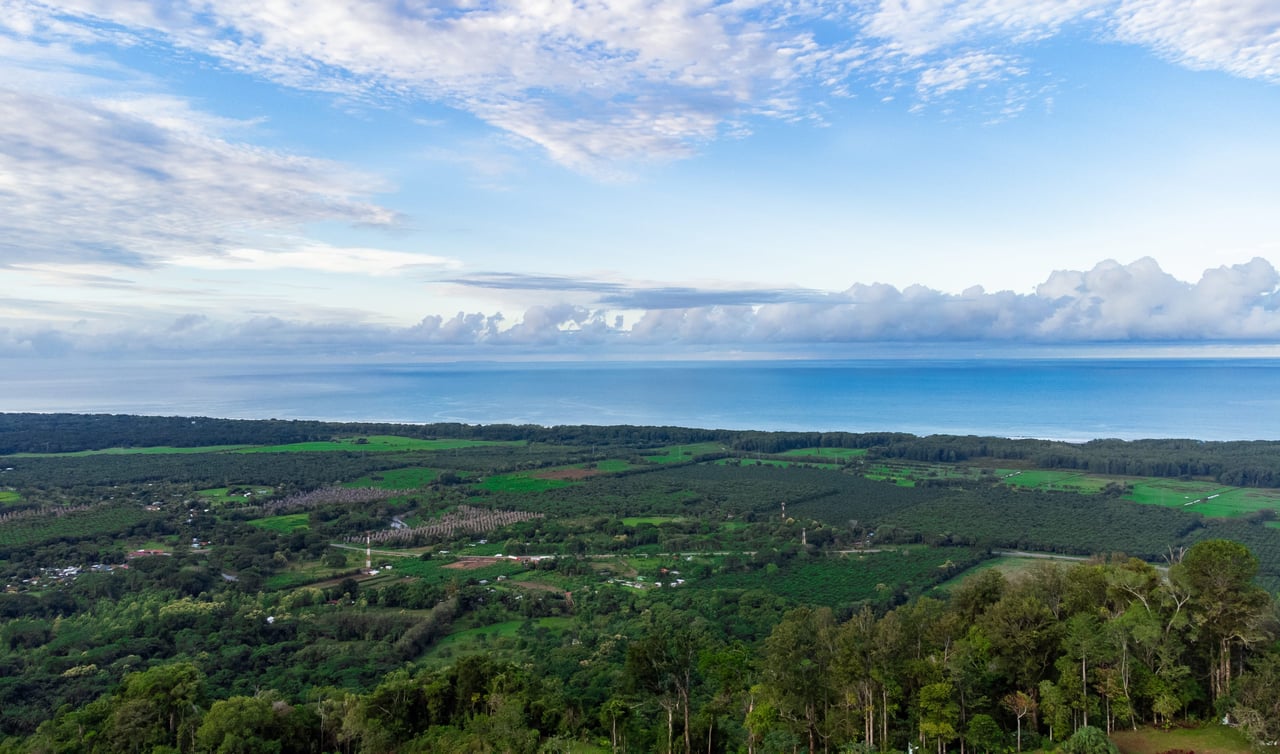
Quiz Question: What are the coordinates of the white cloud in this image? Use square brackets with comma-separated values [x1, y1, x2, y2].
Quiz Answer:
[862, 0, 1108, 57]
[5, 0, 854, 170]
[915, 50, 1025, 99]
[1111, 0, 1280, 82]
[7, 258, 1280, 357]
[0, 86, 396, 268]
[5, 0, 1278, 170]
[166, 243, 460, 276]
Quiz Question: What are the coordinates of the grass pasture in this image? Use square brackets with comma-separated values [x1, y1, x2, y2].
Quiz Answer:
[5, 444, 251, 457]
[423, 617, 572, 666]
[778, 447, 867, 459]
[621, 516, 684, 526]
[933, 554, 1071, 592]
[346, 466, 439, 489]
[1002, 470, 1112, 493]
[714, 458, 842, 470]
[1110, 725, 1251, 754]
[702, 547, 983, 607]
[0, 490, 20, 505]
[234, 436, 523, 453]
[478, 472, 576, 493]
[643, 442, 728, 463]
[195, 487, 273, 503]
[1125, 478, 1280, 518]
[248, 513, 310, 533]
[861, 461, 998, 487]
[384, 556, 527, 585]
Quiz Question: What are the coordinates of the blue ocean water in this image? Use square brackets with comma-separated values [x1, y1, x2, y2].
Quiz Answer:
[4, 358, 1280, 441]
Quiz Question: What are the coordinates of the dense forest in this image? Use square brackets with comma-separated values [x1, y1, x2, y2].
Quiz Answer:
[8, 413, 1280, 489]
[2, 414, 1280, 753]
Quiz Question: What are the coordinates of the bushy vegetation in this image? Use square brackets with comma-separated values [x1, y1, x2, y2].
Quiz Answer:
[3, 414, 1280, 753]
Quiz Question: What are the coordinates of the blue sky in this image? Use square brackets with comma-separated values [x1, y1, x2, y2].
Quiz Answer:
[2, 0, 1279, 359]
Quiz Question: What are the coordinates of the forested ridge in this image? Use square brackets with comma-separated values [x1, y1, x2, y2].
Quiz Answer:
[5, 543, 1280, 753]
[7, 413, 1280, 488]
[3, 414, 1280, 753]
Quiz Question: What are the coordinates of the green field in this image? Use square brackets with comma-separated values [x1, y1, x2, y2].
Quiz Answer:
[0, 490, 20, 505]
[1111, 725, 1251, 754]
[423, 617, 572, 666]
[346, 466, 440, 489]
[234, 436, 524, 453]
[862, 465, 919, 486]
[621, 516, 684, 526]
[1002, 469, 1112, 492]
[701, 547, 983, 607]
[377, 556, 527, 585]
[1125, 479, 1280, 517]
[778, 447, 867, 459]
[195, 487, 273, 501]
[478, 473, 576, 493]
[934, 554, 1078, 592]
[248, 513, 310, 533]
[5, 444, 251, 457]
[714, 458, 842, 469]
[643, 442, 728, 463]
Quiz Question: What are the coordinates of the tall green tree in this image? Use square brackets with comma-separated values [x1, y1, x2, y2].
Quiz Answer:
[1177, 539, 1270, 704]
[761, 607, 836, 754]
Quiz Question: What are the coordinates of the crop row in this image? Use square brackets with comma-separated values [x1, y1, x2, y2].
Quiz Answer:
[352, 505, 543, 544]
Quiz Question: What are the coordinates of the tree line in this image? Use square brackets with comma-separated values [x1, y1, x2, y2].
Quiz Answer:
[5, 540, 1280, 753]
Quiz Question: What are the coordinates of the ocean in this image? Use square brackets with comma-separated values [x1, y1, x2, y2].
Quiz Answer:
[4, 357, 1280, 442]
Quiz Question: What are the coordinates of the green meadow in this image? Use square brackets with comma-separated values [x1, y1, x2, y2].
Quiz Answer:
[248, 513, 311, 533]
[778, 447, 868, 459]
[1002, 469, 1112, 492]
[643, 442, 728, 463]
[478, 473, 576, 493]
[714, 458, 842, 469]
[234, 436, 524, 453]
[1111, 725, 1252, 754]
[346, 466, 440, 489]
[5, 444, 251, 457]
[1125, 479, 1280, 517]
[620, 516, 684, 526]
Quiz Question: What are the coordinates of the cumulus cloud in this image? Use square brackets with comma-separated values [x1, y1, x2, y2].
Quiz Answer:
[6, 0, 1276, 170]
[6, 258, 1280, 357]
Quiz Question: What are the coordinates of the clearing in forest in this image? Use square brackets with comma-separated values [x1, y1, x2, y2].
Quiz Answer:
[345, 466, 440, 489]
[248, 513, 310, 533]
[4, 444, 252, 457]
[234, 436, 523, 453]
[1125, 479, 1280, 518]
[1110, 725, 1251, 754]
[643, 442, 727, 463]
[479, 472, 577, 492]
[778, 447, 867, 459]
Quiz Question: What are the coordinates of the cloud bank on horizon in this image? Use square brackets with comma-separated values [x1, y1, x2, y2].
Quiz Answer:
[7, 257, 1280, 357]
[2, 1, 1279, 359]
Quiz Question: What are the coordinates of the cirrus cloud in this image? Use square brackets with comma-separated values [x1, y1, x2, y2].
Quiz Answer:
[0, 86, 398, 268]
[6, 0, 1277, 172]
